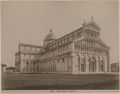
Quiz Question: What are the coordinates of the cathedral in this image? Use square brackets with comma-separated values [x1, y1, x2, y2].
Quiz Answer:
[15, 18, 110, 74]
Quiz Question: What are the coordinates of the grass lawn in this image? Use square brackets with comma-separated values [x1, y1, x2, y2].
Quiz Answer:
[2, 73, 119, 90]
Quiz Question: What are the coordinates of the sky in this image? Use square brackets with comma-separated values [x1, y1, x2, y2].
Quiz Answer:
[1, 1, 119, 67]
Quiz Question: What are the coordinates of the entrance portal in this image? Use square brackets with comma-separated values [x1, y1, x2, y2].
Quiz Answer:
[89, 57, 96, 72]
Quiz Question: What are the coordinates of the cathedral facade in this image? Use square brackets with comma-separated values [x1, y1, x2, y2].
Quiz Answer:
[15, 18, 110, 74]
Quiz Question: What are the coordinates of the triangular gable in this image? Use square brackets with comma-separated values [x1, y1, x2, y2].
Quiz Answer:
[84, 20, 101, 31]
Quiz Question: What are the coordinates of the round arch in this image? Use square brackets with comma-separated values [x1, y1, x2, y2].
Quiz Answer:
[89, 56, 96, 72]
[78, 55, 86, 72]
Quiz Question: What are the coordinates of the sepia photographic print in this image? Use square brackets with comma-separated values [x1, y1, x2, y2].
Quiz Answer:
[1, 0, 119, 93]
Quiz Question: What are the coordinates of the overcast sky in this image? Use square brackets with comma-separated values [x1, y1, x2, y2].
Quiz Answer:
[1, 1, 119, 67]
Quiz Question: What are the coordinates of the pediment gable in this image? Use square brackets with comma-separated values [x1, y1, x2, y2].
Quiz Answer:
[82, 18, 101, 31]
[84, 21, 101, 31]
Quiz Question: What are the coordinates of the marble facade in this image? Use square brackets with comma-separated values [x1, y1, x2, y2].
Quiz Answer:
[15, 18, 110, 74]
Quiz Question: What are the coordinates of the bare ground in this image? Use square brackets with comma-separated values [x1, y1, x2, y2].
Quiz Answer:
[2, 73, 119, 90]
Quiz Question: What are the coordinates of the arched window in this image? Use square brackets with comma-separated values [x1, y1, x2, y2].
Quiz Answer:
[57, 59, 59, 63]
[78, 57, 86, 72]
[81, 58, 86, 72]
[77, 32, 79, 38]
[89, 57, 96, 72]
[79, 45, 81, 51]
[78, 58, 80, 71]
[27, 61, 28, 65]
[85, 46, 86, 51]
[26, 61, 29, 72]
[75, 44, 76, 51]
[62, 58, 64, 63]
[33, 61, 35, 65]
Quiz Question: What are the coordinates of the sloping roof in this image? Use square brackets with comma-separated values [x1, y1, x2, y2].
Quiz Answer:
[98, 39, 110, 49]
[19, 43, 43, 48]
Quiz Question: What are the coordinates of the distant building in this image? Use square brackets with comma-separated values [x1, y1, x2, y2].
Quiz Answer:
[111, 62, 119, 72]
[15, 18, 110, 74]
[6, 67, 15, 73]
[1, 64, 7, 72]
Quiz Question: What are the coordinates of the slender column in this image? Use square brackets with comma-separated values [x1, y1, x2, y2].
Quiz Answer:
[52, 59, 54, 72]
[44, 62, 46, 73]
[95, 56, 99, 73]
[22, 60, 25, 72]
[30, 61, 32, 73]
[61, 58, 63, 73]
[70, 55, 73, 72]
[52, 60, 54, 73]
[54, 59, 56, 73]
[27, 61, 29, 73]
[107, 55, 110, 72]
[61, 58, 63, 72]
[44, 62, 46, 72]
[67, 56, 69, 73]
[51, 60, 53, 72]
[71, 42, 75, 52]
[98, 57, 100, 72]
[34, 60, 35, 73]
[62, 58, 64, 73]
[53, 59, 55, 72]
[33, 60, 35, 72]
[47, 61, 50, 73]
[79, 54, 82, 73]
[45, 60, 47, 73]
[71, 53, 78, 74]
[59, 58, 61, 73]
[42, 62, 44, 72]
[41, 62, 42, 72]
[42, 60, 45, 72]
[39, 62, 40, 73]
[45, 61, 47, 73]
[56, 58, 59, 73]
[65, 57, 67, 73]
[64, 57, 66, 73]
[47, 61, 49, 73]
[63, 58, 65, 73]
[51, 60, 52, 72]
[29, 61, 31, 73]
[104, 56, 107, 73]
[99, 56, 102, 73]
[53, 60, 54, 72]
[79, 58, 81, 73]
[55, 59, 57, 73]
[86, 55, 89, 73]
[20, 60, 23, 72]
[49, 61, 51, 72]
[42, 62, 43, 72]
[39, 61, 41, 72]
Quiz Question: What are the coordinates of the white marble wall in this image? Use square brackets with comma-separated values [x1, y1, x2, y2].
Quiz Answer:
[72, 53, 109, 74]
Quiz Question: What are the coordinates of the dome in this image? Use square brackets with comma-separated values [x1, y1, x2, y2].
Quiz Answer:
[44, 29, 57, 41]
